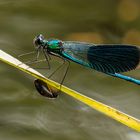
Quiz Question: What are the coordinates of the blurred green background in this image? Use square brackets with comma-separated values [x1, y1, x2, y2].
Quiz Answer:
[1, 0, 140, 139]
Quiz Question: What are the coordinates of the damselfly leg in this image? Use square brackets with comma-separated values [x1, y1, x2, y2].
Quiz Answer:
[33, 56, 70, 98]
[18, 49, 51, 69]
[47, 53, 70, 92]
[19, 50, 70, 97]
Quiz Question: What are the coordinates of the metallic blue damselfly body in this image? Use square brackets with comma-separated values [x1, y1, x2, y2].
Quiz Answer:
[33, 34, 140, 86]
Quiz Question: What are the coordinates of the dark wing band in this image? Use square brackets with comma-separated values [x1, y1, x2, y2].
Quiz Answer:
[87, 45, 140, 73]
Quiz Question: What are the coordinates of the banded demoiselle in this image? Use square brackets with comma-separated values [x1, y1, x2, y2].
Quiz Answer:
[21, 34, 140, 90]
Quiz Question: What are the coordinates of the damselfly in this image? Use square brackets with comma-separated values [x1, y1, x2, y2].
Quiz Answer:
[20, 34, 140, 97]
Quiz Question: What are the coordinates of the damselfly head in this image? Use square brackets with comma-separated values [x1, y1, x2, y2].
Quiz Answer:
[33, 34, 45, 49]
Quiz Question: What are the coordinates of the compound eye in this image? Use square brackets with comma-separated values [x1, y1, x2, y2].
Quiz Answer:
[58, 41, 63, 47]
[33, 38, 40, 46]
[38, 34, 44, 41]
[33, 34, 44, 47]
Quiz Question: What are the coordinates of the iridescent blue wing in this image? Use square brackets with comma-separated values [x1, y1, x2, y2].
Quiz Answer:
[62, 41, 140, 74]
